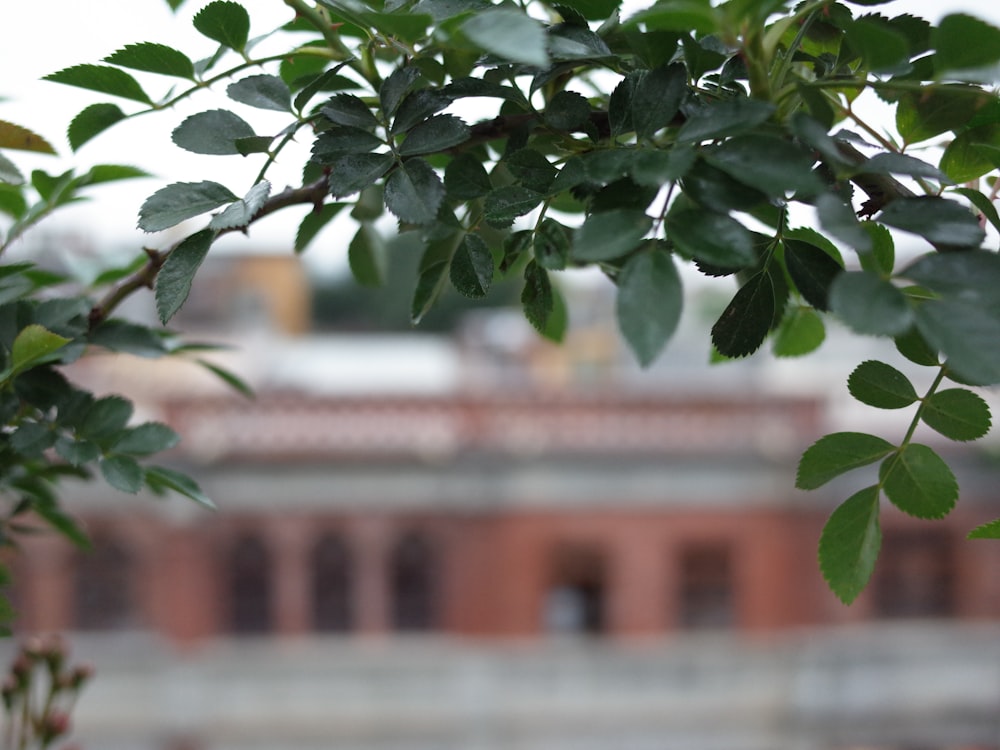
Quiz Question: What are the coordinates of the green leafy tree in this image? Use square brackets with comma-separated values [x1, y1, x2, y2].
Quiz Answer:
[2, 0, 1000, 617]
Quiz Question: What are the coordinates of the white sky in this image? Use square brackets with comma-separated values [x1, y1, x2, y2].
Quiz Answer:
[1, 0, 999, 275]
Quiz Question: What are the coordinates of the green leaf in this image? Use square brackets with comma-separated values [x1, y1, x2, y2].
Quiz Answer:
[533, 218, 570, 270]
[348, 223, 386, 287]
[43, 64, 152, 104]
[461, 9, 550, 67]
[505, 149, 557, 193]
[88, 320, 167, 357]
[113, 422, 181, 455]
[193, 0, 250, 52]
[624, 0, 719, 35]
[860, 153, 952, 184]
[921, 388, 992, 441]
[933, 13, 1000, 81]
[445, 153, 492, 200]
[380, 66, 423, 119]
[484, 186, 543, 228]
[940, 125, 1000, 183]
[139, 181, 238, 232]
[773, 306, 825, 357]
[896, 86, 995, 144]
[968, 518, 1000, 539]
[155, 229, 216, 324]
[450, 233, 493, 298]
[0, 153, 23, 186]
[829, 271, 913, 337]
[326, 153, 395, 198]
[321, 94, 380, 130]
[880, 444, 958, 519]
[398, 114, 470, 156]
[31, 496, 90, 549]
[879, 198, 986, 250]
[104, 42, 196, 79]
[11, 422, 56, 457]
[666, 205, 756, 267]
[951, 187, 1000, 239]
[521, 260, 555, 335]
[796, 432, 896, 490]
[227, 75, 292, 112]
[65, 103, 125, 151]
[847, 360, 918, 409]
[81, 396, 134, 439]
[895, 326, 939, 367]
[392, 90, 453, 135]
[815, 193, 874, 253]
[784, 238, 843, 311]
[208, 181, 271, 230]
[844, 17, 910, 73]
[295, 202, 346, 254]
[916, 299, 1000, 385]
[903, 250, 1000, 306]
[676, 98, 775, 143]
[145, 465, 217, 510]
[572, 209, 652, 262]
[411, 235, 452, 325]
[0, 120, 56, 154]
[616, 247, 682, 367]
[10, 324, 70, 374]
[819, 486, 881, 605]
[54, 437, 101, 467]
[195, 358, 254, 399]
[630, 64, 685, 139]
[680, 160, 768, 213]
[711, 271, 775, 358]
[384, 158, 444, 224]
[856, 221, 894, 276]
[172, 109, 256, 155]
[704, 135, 822, 197]
[544, 90, 591, 131]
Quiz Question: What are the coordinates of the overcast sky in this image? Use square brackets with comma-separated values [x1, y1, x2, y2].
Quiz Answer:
[2, 0, 999, 274]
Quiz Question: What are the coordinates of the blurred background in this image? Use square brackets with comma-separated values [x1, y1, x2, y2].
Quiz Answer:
[2, 2, 1000, 750]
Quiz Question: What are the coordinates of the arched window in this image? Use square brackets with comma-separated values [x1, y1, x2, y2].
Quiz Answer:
[543, 544, 605, 635]
[74, 536, 136, 630]
[227, 534, 272, 634]
[311, 533, 353, 632]
[390, 532, 437, 631]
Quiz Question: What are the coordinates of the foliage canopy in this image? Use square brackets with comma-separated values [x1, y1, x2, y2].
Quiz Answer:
[2, 0, 1000, 618]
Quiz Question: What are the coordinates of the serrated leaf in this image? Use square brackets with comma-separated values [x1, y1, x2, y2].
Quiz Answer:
[848, 360, 918, 409]
[616, 247, 682, 367]
[196, 359, 254, 399]
[227, 74, 292, 112]
[505, 149, 557, 193]
[666, 206, 755, 268]
[444, 153, 491, 200]
[829, 271, 913, 336]
[398, 114, 470, 156]
[921, 388, 991, 441]
[773, 306, 825, 357]
[796, 432, 896, 490]
[312, 126, 385, 163]
[88, 319, 167, 357]
[380, 66, 423, 118]
[880, 444, 958, 519]
[450, 233, 493, 298]
[819, 485, 881, 605]
[572, 209, 652, 262]
[630, 64, 685, 139]
[411, 260, 450, 324]
[676, 98, 775, 143]
[193, 0, 250, 51]
[44, 64, 152, 104]
[933, 13, 1000, 81]
[113, 422, 181, 456]
[968, 518, 1000, 539]
[896, 86, 995, 144]
[172, 109, 256, 155]
[952, 187, 1000, 239]
[815, 193, 873, 253]
[104, 42, 196, 79]
[10, 324, 70, 373]
[54, 437, 101, 467]
[391, 89, 452, 134]
[533, 218, 570, 270]
[521, 260, 554, 335]
[78, 164, 150, 186]
[704, 134, 822, 197]
[327, 152, 395, 198]
[384, 158, 444, 224]
[348, 223, 386, 287]
[295, 202, 346, 254]
[67, 103, 127, 151]
[81, 396, 134, 439]
[844, 17, 910, 73]
[138, 181, 237, 232]
[544, 90, 591, 130]
[624, 0, 719, 34]
[145, 465, 216, 510]
[784, 238, 843, 311]
[903, 250, 1000, 305]
[155, 229, 216, 323]
[916, 299, 1000, 385]
[940, 125, 1000, 183]
[461, 9, 550, 67]
[322, 94, 380, 129]
[711, 271, 775, 358]
[484, 186, 543, 228]
[0, 153, 23, 186]
[860, 153, 952, 184]
[878, 197, 985, 250]
[10, 423, 55, 457]
[209, 180, 271, 230]
[0, 120, 56, 154]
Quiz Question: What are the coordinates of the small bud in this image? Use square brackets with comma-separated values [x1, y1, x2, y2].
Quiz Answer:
[70, 663, 94, 690]
[1, 675, 19, 710]
[40, 710, 71, 742]
[10, 654, 32, 686]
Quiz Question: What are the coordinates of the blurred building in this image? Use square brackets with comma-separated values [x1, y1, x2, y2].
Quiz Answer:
[6, 254, 1000, 750]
